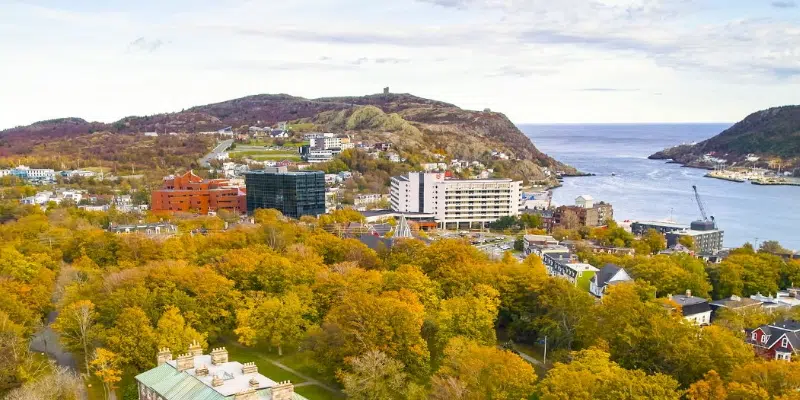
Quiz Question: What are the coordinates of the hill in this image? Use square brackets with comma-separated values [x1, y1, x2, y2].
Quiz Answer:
[650, 105, 800, 170]
[0, 92, 576, 182]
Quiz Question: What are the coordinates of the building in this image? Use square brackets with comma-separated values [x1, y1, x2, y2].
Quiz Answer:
[590, 264, 633, 298]
[669, 290, 712, 325]
[245, 168, 325, 218]
[420, 163, 447, 172]
[136, 344, 305, 400]
[151, 171, 246, 215]
[631, 220, 689, 236]
[523, 235, 559, 254]
[746, 320, 800, 361]
[108, 223, 178, 236]
[390, 172, 521, 229]
[553, 262, 599, 288]
[309, 135, 341, 150]
[9, 165, 56, 182]
[552, 196, 614, 228]
[709, 295, 763, 314]
[751, 290, 800, 309]
[354, 194, 387, 209]
[665, 220, 724, 255]
[520, 191, 551, 211]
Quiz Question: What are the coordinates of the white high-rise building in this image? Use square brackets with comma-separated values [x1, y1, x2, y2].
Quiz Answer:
[390, 172, 521, 229]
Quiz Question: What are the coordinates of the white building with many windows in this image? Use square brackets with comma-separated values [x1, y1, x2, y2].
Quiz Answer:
[390, 172, 521, 229]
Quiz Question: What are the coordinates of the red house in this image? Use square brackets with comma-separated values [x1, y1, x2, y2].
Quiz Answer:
[746, 320, 800, 361]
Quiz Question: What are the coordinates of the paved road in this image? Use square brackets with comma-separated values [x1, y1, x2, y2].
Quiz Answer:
[200, 139, 234, 167]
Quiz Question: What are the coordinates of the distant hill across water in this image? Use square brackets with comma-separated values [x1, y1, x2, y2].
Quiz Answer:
[650, 105, 800, 171]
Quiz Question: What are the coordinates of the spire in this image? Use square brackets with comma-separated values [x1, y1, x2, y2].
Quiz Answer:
[395, 215, 412, 238]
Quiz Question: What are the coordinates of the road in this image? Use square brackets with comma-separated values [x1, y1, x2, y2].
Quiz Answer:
[200, 139, 234, 167]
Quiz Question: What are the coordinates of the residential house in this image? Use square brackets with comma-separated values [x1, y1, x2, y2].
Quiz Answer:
[709, 295, 763, 315]
[746, 320, 800, 361]
[751, 291, 800, 309]
[523, 235, 559, 255]
[669, 290, 712, 325]
[589, 264, 632, 298]
[108, 223, 177, 236]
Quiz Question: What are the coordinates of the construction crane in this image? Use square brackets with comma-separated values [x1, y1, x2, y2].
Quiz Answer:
[692, 185, 714, 222]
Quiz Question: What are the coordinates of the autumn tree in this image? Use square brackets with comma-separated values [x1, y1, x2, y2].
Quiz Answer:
[91, 348, 122, 400]
[5, 365, 82, 400]
[686, 371, 727, 400]
[234, 291, 314, 356]
[104, 307, 157, 371]
[643, 229, 667, 254]
[53, 300, 99, 373]
[309, 290, 429, 378]
[432, 337, 537, 400]
[337, 350, 425, 400]
[679, 235, 696, 250]
[537, 348, 681, 400]
[428, 285, 500, 367]
[155, 306, 207, 355]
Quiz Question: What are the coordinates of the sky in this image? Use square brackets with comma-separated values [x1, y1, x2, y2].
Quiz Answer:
[1, 0, 799, 129]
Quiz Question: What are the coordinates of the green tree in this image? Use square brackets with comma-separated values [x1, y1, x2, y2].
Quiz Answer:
[537, 348, 681, 400]
[155, 306, 207, 355]
[234, 291, 314, 356]
[432, 337, 537, 400]
[679, 235, 696, 250]
[643, 229, 667, 254]
[104, 307, 157, 371]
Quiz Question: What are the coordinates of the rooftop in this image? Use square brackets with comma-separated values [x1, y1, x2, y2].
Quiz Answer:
[167, 356, 272, 397]
[634, 220, 689, 229]
[709, 295, 762, 309]
[770, 320, 800, 332]
[565, 263, 599, 273]
[245, 170, 322, 176]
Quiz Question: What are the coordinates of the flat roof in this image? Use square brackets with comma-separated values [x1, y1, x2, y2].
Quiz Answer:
[633, 220, 689, 229]
[244, 170, 322, 176]
[565, 263, 599, 272]
[166, 355, 275, 396]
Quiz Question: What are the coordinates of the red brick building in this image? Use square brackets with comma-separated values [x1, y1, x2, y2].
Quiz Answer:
[151, 171, 246, 214]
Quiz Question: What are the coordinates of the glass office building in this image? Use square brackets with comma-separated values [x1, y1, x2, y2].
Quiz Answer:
[244, 170, 326, 218]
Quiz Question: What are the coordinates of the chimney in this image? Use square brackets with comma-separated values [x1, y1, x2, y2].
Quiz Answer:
[249, 378, 259, 389]
[157, 347, 172, 366]
[686, 289, 692, 298]
[188, 340, 203, 357]
[176, 353, 194, 372]
[235, 389, 258, 400]
[242, 362, 258, 375]
[211, 347, 229, 365]
[196, 364, 209, 377]
[212, 374, 224, 387]
[271, 381, 294, 400]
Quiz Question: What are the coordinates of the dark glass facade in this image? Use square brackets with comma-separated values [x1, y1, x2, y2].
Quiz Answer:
[244, 171, 326, 218]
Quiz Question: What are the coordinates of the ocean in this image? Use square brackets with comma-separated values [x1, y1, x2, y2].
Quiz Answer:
[521, 124, 800, 251]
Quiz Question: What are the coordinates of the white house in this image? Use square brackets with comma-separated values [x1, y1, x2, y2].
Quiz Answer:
[589, 264, 632, 298]
[669, 290, 712, 325]
[576, 195, 595, 208]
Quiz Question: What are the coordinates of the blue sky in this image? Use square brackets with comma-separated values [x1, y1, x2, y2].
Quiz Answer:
[1, 0, 798, 128]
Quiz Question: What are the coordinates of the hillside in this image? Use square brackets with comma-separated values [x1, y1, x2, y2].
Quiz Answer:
[0, 92, 576, 182]
[650, 105, 800, 170]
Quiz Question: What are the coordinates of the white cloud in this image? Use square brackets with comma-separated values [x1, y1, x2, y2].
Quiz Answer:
[0, 0, 798, 128]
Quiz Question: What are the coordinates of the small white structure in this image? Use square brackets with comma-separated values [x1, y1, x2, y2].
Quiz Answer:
[576, 195, 595, 209]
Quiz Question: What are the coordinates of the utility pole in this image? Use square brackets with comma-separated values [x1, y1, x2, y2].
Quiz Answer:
[543, 335, 547, 365]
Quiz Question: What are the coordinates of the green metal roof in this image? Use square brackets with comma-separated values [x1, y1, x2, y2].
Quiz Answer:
[135, 364, 311, 400]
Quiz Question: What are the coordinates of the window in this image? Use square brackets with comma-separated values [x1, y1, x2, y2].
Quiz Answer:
[762, 335, 768, 344]
[752, 332, 758, 341]
[782, 337, 790, 348]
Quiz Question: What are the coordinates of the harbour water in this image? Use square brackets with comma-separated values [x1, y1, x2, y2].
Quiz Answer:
[521, 124, 800, 251]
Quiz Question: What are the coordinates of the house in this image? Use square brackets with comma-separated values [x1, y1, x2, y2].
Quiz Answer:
[136, 344, 305, 400]
[709, 295, 763, 314]
[108, 223, 178, 236]
[751, 291, 800, 309]
[523, 235, 558, 255]
[669, 290, 712, 325]
[746, 320, 800, 361]
[589, 264, 632, 298]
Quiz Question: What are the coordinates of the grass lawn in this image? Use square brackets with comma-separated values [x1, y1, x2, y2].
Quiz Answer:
[225, 345, 307, 384]
[85, 375, 107, 400]
[277, 351, 341, 389]
[295, 384, 344, 399]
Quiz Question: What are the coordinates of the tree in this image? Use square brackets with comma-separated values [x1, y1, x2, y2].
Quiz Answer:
[432, 337, 537, 400]
[104, 307, 157, 371]
[686, 371, 727, 400]
[337, 350, 424, 400]
[759, 240, 790, 255]
[155, 306, 207, 355]
[537, 348, 681, 400]
[643, 229, 667, 254]
[729, 360, 800, 398]
[234, 291, 314, 356]
[679, 235, 696, 250]
[429, 285, 500, 367]
[53, 300, 98, 373]
[5, 365, 82, 400]
[91, 348, 122, 400]
[309, 290, 429, 378]
[520, 213, 543, 229]
[560, 210, 580, 230]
